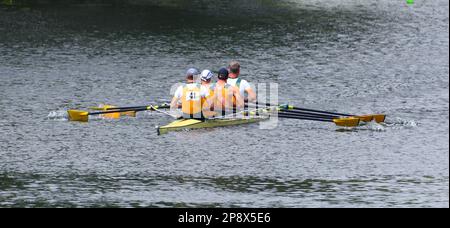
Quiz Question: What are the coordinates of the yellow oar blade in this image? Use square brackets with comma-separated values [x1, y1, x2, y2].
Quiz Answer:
[355, 115, 374, 122]
[68, 110, 89, 122]
[373, 114, 386, 123]
[333, 117, 360, 127]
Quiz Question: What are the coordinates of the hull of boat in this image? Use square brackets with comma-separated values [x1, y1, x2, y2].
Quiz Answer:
[157, 117, 267, 135]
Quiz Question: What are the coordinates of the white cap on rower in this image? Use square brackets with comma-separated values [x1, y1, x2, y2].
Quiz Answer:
[201, 69, 214, 81]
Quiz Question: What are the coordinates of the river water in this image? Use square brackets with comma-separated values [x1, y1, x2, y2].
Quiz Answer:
[0, 0, 448, 207]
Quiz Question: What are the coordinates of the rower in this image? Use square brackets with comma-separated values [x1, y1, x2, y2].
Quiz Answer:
[200, 69, 215, 98]
[170, 68, 209, 119]
[199, 69, 218, 118]
[226, 61, 257, 103]
[210, 68, 244, 116]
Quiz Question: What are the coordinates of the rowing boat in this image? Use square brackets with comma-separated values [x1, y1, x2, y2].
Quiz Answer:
[67, 102, 379, 131]
[156, 116, 268, 135]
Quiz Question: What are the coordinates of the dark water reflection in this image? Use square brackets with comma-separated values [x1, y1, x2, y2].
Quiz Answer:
[1, 172, 447, 207]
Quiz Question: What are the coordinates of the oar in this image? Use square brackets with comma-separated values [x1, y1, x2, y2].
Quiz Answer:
[246, 104, 348, 120]
[87, 104, 171, 119]
[88, 104, 170, 111]
[278, 110, 339, 119]
[276, 112, 361, 127]
[277, 109, 378, 123]
[251, 102, 385, 123]
[279, 104, 384, 122]
[68, 106, 163, 122]
[245, 107, 360, 127]
[87, 104, 135, 118]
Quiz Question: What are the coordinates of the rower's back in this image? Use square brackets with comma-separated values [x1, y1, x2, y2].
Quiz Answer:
[211, 82, 236, 113]
[180, 83, 203, 119]
[226, 60, 256, 102]
[227, 77, 251, 99]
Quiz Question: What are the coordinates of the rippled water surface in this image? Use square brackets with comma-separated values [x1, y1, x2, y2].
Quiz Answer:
[0, 0, 448, 207]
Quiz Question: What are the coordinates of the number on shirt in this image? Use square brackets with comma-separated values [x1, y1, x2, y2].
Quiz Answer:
[186, 91, 200, 101]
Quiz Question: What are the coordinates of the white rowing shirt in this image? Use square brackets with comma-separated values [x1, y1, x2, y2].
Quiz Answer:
[227, 78, 251, 97]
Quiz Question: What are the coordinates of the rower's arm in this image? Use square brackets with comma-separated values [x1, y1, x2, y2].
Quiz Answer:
[202, 99, 216, 118]
[170, 96, 181, 110]
[245, 87, 257, 103]
[234, 87, 245, 108]
[171, 85, 183, 110]
[202, 94, 214, 111]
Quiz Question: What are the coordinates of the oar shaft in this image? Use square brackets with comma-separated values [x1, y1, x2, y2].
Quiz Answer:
[254, 102, 352, 117]
[277, 113, 334, 123]
[289, 107, 351, 117]
[104, 105, 148, 110]
[251, 107, 336, 122]
[279, 109, 339, 119]
[87, 104, 171, 116]
[97, 104, 170, 111]
[246, 104, 341, 119]
[89, 107, 150, 116]
[276, 112, 361, 127]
